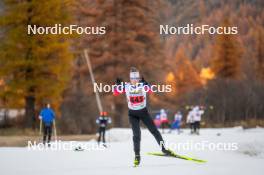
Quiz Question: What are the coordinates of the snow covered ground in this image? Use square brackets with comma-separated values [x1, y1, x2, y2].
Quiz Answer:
[0, 127, 264, 175]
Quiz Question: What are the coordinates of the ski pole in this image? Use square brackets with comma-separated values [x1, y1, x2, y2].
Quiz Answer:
[39, 119, 42, 135]
[53, 120, 57, 141]
[107, 128, 110, 143]
[83, 49, 103, 113]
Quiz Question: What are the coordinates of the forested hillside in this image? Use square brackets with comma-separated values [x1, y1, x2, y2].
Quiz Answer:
[0, 0, 263, 133]
[60, 0, 264, 133]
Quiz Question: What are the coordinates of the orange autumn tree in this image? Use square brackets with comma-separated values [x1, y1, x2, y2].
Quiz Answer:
[212, 19, 242, 79]
[0, 0, 74, 128]
[63, 0, 165, 130]
[254, 26, 264, 81]
[168, 48, 202, 97]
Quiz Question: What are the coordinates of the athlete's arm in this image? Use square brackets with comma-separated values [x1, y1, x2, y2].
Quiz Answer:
[140, 77, 153, 93]
[113, 78, 125, 96]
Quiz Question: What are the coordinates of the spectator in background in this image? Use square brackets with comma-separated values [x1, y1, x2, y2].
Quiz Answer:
[39, 103, 55, 145]
[172, 111, 183, 134]
[160, 109, 171, 133]
[193, 106, 204, 135]
[186, 107, 195, 134]
[96, 111, 111, 147]
[154, 113, 161, 128]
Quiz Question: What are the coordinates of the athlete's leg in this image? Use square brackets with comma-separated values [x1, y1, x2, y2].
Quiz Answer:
[167, 122, 172, 133]
[129, 114, 141, 155]
[196, 121, 200, 134]
[193, 122, 197, 133]
[47, 125, 52, 143]
[102, 127, 106, 143]
[140, 109, 165, 150]
[98, 127, 102, 143]
[43, 124, 48, 144]
[190, 123, 194, 134]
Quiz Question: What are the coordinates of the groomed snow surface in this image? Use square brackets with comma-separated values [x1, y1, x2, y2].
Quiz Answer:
[1, 127, 264, 175]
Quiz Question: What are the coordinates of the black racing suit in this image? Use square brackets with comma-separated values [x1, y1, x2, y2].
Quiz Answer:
[114, 79, 166, 156]
[129, 107, 165, 155]
[96, 116, 110, 143]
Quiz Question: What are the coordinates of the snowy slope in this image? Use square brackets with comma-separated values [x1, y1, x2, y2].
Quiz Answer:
[0, 127, 264, 175]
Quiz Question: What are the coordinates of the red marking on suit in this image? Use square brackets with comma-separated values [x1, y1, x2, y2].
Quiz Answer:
[129, 96, 144, 104]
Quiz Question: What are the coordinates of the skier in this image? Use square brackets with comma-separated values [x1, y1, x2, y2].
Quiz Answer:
[114, 67, 173, 166]
[39, 103, 55, 145]
[172, 111, 182, 134]
[186, 107, 195, 134]
[193, 106, 204, 135]
[160, 109, 171, 133]
[96, 111, 111, 146]
[153, 113, 161, 128]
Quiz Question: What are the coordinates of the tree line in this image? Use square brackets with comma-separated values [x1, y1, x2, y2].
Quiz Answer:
[0, 0, 263, 133]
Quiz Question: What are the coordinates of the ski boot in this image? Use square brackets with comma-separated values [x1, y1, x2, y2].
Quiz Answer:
[74, 146, 84, 151]
[102, 142, 107, 148]
[162, 148, 175, 156]
[134, 155, 141, 167]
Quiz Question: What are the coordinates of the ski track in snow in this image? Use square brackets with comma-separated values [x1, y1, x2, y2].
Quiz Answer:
[0, 127, 264, 175]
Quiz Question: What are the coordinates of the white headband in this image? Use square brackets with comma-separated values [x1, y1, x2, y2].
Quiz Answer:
[130, 72, 140, 79]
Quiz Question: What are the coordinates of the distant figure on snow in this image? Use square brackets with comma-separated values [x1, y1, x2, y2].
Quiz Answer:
[39, 103, 55, 145]
[154, 113, 161, 128]
[160, 109, 170, 133]
[186, 107, 195, 134]
[96, 111, 111, 146]
[172, 111, 182, 134]
[193, 106, 204, 135]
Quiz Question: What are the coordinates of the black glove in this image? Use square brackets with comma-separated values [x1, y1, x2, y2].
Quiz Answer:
[140, 77, 148, 85]
[115, 77, 123, 85]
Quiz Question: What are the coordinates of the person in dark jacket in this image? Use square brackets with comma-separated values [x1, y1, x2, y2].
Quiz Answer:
[96, 111, 111, 146]
[39, 103, 55, 145]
